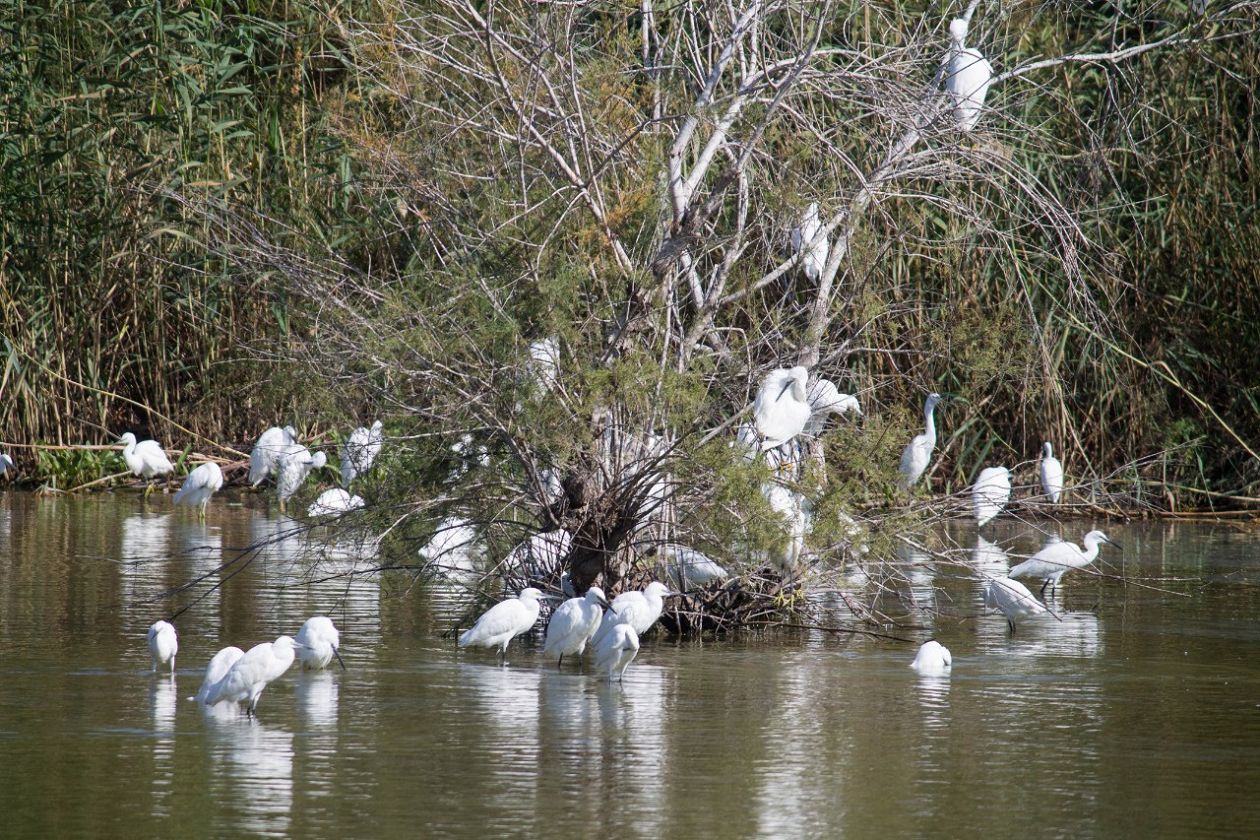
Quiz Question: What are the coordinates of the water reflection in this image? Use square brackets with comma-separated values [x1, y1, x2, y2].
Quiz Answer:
[207, 719, 295, 837]
[149, 678, 177, 819]
[296, 671, 339, 728]
[972, 535, 1009, 577]
[913, 674, 951, 733]
[119, 513, 171, 600]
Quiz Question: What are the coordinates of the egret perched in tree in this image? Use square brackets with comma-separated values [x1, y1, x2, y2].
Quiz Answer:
[275, 443, 327, 513]
[661, 545, 728, 590]
[764, 482, 809, 572]
[594, 611, 640, 683]
[118, 432, 175, 495]
[0, 452, 14, 478]
[1008, 530, 1120, 596]
[803, 378, 861, 436]
[195, 646, 244, 707]
[592, 581, 676, 646]
[790, 202, 829, 282]
[898, 393, 943, 490]
[295, 617, 345, 671]
[542, 586, 608, 667]
[1040, 442, 1064, 503]
[172, 462, 223, 520]
[203, 635, 300, 716]
[945, 16, 993, 132]
[341, 420, 383, 485]
[529, 337, 560, 392]
[985, 576, 1048, 632]
[753, 367, 812, 450]
[147, 620, 178, 674]
[458, 588, 545, 664]
[307, 488, 365, 518]
[972, 466, 1011, 527]
[910, 640, 952, 676]
[249, 425, 298, 487]
[419, 517, 481, 580]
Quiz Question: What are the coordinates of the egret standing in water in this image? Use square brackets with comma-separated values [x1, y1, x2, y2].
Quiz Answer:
[594, 611, 640, 683]
[592, 581, 676, 646]
[203, 635, 301, 716]
[294, 616, 346, 671]
[945, 16, 994, 132]
[1040, 442, 1064, 503]
[0, 452, 14, 478]
[147, 620, 178, 674]
[458, 588, 545, 664]
[172, 461, 224, 520]
[790, 203, 829, 282]
[195, 646, 244, 707]
[910, 640, 952, 676]
[753, 367, 812, 450]
[250, 425, 298, 487]
[275, 443, 327, 514]
[985, 576, 1048, 632]
[1008, 529, 1120, 596]
[118, 432, 175, 496]
[898, 393, 943, 490]
[542, 586, 608, 668]
[341, 420, 383, 485]
[972, 466, 1011, 527]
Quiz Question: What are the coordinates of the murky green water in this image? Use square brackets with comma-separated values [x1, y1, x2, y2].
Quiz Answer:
[2, 492, 1260, 838]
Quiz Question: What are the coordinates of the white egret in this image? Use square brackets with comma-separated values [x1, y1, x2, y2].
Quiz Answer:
[294, 616, 345, 671]
[249, 425, 298, 487]
[790, 202, 829, 282]
[764, 482, 809, 572]
[195, 646, 244, 706]
[985, 576, 1047, 632]
[119, 432, 175, 495]
[1008, 529, 1120, 596]
[419, 516, 481, 580]
[0, 452, 14, 477]
[506, 528, 573, 582]
[307, 488, 365, 518]
[594, 611, 640, 683]
[203, 635, 300, 716]
[341, 420, 383, 485]
[898, 393, 943, 490]
[661, 545, 728, 590]
[972, 466, 1011, 527]
[753, 367, 812, 450]
[172, 461, 224, 520]
[529, 337, 560, 392]
[803, 378, 861, 436]
[910, 640, 952, 676]
[592, 581, 675, 646]
[945, 17, 994, 132]
[542, 586, 608, 667]
[1040, 442, 1064, 503]
[458, 588, 545, 664]
[275, 443, 327, 513]
[147, 620, 178, 673]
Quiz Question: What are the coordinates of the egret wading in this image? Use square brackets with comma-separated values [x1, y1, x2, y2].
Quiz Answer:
[172, 462, 224, 520]
[592, 581, 677, 646]
[0, 453, 14, 478]
[542, 586, 608, 668]
[594, 611, 640, 683]
[1008, 530, 1120, 596]
[910, 640, 952, 676]
[249, 425, 298, 487]
[458, 588, 545, 664]
[753, 367, 812, 450]
[147, 620, 178, 674]
[1040, 442, 1064, 503]
[196, 646, 245, 707]
[118, 432, 174, 496]
[898, 393, 943, 490]
[295, 616, 345, 671]
[275, 443, 327, 514]
[972, 466, 1011, 527]
[945, 17, 994, 132]
[202, 635, 301, 716]
[985, 576, 1048, 632]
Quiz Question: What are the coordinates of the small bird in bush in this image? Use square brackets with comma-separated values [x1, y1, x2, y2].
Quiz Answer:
[118, 432, 175, 496]
[172, 461, 223, 520]
[1040, 442, 1064, 503]
[945, 16, 993, 132]
[898, 393, 943, 490]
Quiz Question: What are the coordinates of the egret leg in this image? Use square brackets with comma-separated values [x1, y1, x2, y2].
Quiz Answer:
[556, 654, 563, 670]
[143, 482, 155, 500]
[1008, 619, 1016, 633]
[1039, 579, 1049, 596]
[279, 498, 286, 515]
